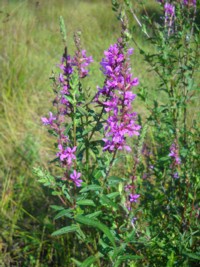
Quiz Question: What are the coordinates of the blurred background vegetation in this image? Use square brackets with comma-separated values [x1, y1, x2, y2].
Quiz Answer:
[1, 0, 198, 266]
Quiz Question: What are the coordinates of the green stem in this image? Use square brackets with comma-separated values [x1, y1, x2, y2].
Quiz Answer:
[104, 149, 117, 183]
[89, 106, 105, 141]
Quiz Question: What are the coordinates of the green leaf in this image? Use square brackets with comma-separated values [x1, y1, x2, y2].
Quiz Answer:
[77, 199, 96, 207]
[64, 95, 74, 104]
[71, 258, 81, 266]
[188, 193, 194, 200]
[81, 256, 97, 267]
[33, 167, 56, 187]
[114, 254, 143, 267]
[107, 192, 120, 199]
[52, 224, 78, 236]
[80, 184, 102, 193]
[183, 252, 200, 260]
[108, 176, 125, 185]
[93, 170, 102, 179]
[159, 156, 170, 162]
[86, 211, 102, 219]
[54, 208, 73, 220]
[82, 127, 93, 136]
[77, 106, 88, 116]
[52, 191, 62, 196]
[75, 215, 116, 247]
[69, 72, 79, 91]
[100, 195, 118, 210]
[50, 205, 64, 211]
[89, 148, 97, 161]
[64, 122, 73, 135]
[111, 245, 126, 261]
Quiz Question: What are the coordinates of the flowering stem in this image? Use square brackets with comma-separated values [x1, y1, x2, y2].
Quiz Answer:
[104, 149, 117, 182]
[85, 115, 90, 175]
[128, 5, 150, 38]
[73, 106, 77, 148]
[89, 106, 105, 141]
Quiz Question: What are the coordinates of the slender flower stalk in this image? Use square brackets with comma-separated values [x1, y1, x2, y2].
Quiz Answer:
[169, 140, 181, 178]
[41, 43, 93, 188]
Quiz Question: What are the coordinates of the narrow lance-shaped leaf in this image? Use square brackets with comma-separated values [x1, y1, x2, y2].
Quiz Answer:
[52, 224, 78, 236]
[80, 256, 98, 267]
[75, 215, 116, 247]
[76, 199, 96, 207]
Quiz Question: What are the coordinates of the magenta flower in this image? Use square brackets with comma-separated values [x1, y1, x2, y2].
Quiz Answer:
[164, 3, 175, 16]
[73, 49, 93, 78]
[173, 172, 179, 179]
[169, 143, 181, 165]
[70, 170, 83, 187]
[183, 0, 196, 6]
[41, 112, 56, 125]
[57, 144, 76, 166]
[129, 194, 140, 203]
[59, 55, 73, 76]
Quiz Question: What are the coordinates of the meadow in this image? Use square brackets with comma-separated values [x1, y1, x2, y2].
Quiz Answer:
[0, 0, 199, 266]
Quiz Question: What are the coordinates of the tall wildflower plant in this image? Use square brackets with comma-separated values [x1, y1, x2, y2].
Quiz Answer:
[35, 0, 200, 264]
[34, 16, 144, 266]
[113, 0, 200, 266]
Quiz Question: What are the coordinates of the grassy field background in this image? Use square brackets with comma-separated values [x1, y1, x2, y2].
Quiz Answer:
[1, 0, 197, 266]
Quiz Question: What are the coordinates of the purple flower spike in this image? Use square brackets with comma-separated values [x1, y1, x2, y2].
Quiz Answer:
[169, 143, 181, 165]
[183, 0, 196, 7]
[73, 49, 93, 78]
[96, 41, 141, 153]
[70, 170, 83, 187]
[164, 3, 175, 16]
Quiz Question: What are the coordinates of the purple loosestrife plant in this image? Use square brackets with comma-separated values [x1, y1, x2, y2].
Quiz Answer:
[35, 16, 144, 266]
[112, 1, 200, 266]
[41, 36, 93, 188]
[35, 3, 200, 264]
[156, 0, 196, 36]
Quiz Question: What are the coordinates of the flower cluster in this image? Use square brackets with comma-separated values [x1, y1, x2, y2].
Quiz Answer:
[183, 0, 196, 7]
[41, 112, 56, 126]
[125, 182, 140, 211]
[169, 142, 181, 165]
[41, 47, 93, 187]
[157, 0, 196, 11]
[96, 39, 140, 153]
[73, 49, 93, 78]
[57, 144, 76, 167]
[70, 170, 82, 187]
[129, 193, 140, 203]
[169, 141, 181, 178]
[157, 0, 196, 36]
[164, 2, 175, 17]
[59, 50, 93, 113]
